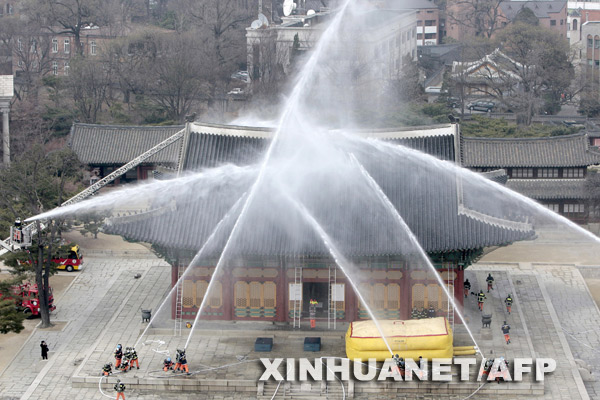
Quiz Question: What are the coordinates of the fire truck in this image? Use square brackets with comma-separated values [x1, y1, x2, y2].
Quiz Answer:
[52, 244, 83, 272]
[1, 282, 56, 317]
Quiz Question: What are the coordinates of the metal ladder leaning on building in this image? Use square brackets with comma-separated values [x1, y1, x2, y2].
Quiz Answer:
[328, 264, 337, 329]
[174, 264, 185, 336]
[293, 265, 302, 328]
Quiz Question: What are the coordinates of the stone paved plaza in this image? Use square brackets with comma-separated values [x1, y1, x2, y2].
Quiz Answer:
[1, 228, 600, 399]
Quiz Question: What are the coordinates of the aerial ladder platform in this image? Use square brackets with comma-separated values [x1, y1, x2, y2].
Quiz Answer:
[0, 127, 186, 255]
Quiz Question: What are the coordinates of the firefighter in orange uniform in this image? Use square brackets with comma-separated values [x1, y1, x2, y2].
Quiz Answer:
[309, 299, 317, 329]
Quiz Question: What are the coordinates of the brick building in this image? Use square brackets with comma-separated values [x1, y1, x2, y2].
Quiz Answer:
[447, 0, 568, 42]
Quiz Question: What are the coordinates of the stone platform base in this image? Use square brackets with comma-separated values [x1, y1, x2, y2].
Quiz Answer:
[72, 375, 544, 398]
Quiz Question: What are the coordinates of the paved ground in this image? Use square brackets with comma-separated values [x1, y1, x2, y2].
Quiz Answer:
[1, 227, 600, 399]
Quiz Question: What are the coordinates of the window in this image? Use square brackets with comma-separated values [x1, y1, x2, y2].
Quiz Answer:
[512, 168, 534, 178]
[359, 283, 400, 319]
[30, 39, 37, 53]
[596, 38, 600, 49]
[550, 20, 556, 26]
[425, 20, 436, 26]
[539, 168, 559, 178]
[17, 38, 22, 51]
[417, 20, 423, 26]
[564, 203, 585, 213]
[91, 40, 97, 55]
[64, 39, 70, 54]
[560, 19, 563, 26]
[52, 38, 58, 53]
[573, 19, 578, 31]
[427, 10, 434, 13]
[412, 29, 415, 38]
[7, 4, 13, 15]
[424, 33, 436, 39]
[564, 168, 585, 178]
[589, 37, 594, 48]
[417, 33, 423, 40]
[236, 281, 276, 318]
[52, 61, 58, 75]
[546, 204, 560, 213]
[64, 61, 69, 76]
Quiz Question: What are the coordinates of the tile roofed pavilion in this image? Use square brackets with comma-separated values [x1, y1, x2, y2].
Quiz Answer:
[462, 133, 600, 168]
[96, 121, 536, 323]
[105, 122, 534, 256]
[69, 123, 184, 168]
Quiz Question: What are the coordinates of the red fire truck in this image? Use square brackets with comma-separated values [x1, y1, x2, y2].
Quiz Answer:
[1, 283, 56, 317]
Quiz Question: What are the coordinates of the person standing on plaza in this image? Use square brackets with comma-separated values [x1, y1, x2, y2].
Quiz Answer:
[40, 341, 49, 360]
[129, 347, 139, 370]
[309, 299, 317, 329]
[464, 279, 471, 298]
[501, 321, 511, 344]
[486, 274, 494, 292]
[114, 344, 123, 368]
[477, 290, 486, 311]
[114, 379, 126, 400]
[504, 294, 513, 314]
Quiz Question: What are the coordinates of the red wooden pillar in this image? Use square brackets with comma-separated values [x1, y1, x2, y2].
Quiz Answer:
[454, 267, 464, 324]
[276, 263, 287, 322]
[455, 267, 464, 307]
[401, 268, 411, 320]
[222, 267, 232, 320]
[346, 280, 356, 321]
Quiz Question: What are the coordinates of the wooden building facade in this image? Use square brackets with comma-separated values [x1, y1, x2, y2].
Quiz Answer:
[102, 122, 534, 327]
[462, 133, 600, 223]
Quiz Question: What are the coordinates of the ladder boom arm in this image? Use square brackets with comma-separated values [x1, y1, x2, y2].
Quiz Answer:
[0, 128, 185, 255]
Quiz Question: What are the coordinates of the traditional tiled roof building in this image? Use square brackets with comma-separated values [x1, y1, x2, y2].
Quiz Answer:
[92, 122, 534, 325]
[69, 123, 184, 183]
[462, 133, 600, 222]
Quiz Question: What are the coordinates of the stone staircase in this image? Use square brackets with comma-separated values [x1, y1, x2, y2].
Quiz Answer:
[258, 380, 349, 399]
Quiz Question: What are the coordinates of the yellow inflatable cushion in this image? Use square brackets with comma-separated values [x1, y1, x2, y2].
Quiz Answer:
[347, 318, 453, 352]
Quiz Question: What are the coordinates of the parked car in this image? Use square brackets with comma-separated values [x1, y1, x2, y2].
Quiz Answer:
[467, 100, 495, 112]
[227, 88, 244, 95]
[231, 71, 249, 82]
[447, 97, 459, 109]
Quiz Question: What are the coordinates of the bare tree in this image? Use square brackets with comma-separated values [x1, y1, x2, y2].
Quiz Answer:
[0, 15, 53, 100]
[446, 0, 507, 39]
[22, 0, 115, 55]
[146, 33, 213, 122]
[66, 56, 112, 123]
[177, 0, 254, 69]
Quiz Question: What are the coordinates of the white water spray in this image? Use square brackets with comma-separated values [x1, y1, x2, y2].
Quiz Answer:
[349, 153, 482, 356]
[183, 0, 354, 349]
[284, 194, 395, 356]
[133, 192, 248, 348]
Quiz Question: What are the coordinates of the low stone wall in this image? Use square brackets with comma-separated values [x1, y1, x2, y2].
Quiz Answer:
[73, 375, 544, 397]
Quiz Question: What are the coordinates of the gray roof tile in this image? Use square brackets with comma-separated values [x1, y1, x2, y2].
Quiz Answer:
[69, 123, 185, 167]
[462, 133, 600, 168]
[105, 124, 534, 256]
[506, 179, 592, 200]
